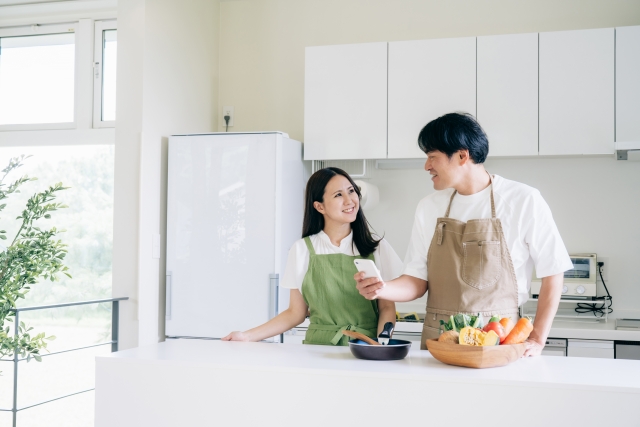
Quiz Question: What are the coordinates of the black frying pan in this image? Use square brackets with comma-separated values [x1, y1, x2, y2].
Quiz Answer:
[348, 338, 412, 360]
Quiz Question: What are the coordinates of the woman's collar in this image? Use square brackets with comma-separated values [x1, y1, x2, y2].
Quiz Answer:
[318, 229, 353, 248]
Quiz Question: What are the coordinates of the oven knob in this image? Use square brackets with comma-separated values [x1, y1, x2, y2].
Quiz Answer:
[576, 285, 586, 295]
[562, 285, 568, 294]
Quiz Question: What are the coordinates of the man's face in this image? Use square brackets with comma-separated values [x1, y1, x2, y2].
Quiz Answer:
[424, 150, 461, 190]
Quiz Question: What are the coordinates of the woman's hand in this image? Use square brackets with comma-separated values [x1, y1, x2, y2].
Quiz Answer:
[221, 331, 251, 341]
[523, 338, 544, 357]
[354, 272, 386, 300]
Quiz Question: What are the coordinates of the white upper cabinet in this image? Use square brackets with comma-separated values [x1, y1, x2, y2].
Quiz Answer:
[388, 37, 476, 159]
[303, 42, 387, 160]
[616, 26, 640, 143]
[477, 33, 538, 157]
[539, 28, 614, 155]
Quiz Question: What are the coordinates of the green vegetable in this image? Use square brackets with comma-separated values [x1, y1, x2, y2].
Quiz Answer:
[439, 319, 452, 332]
[453, 313, 470, 331]
[470, 314, 482, 328]
[439, 313, 486, 332]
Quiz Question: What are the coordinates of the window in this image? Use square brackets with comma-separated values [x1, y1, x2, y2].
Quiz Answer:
[0, 33, 75, 125]
[93, 20, 117, 127]
[0, 145, 115, 427]
[0, 24, 76, 129]
[0, 16, 117, 427]
[0, 20, 118, 131]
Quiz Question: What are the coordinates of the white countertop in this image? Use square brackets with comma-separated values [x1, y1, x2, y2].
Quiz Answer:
[99, 339, 640, 394]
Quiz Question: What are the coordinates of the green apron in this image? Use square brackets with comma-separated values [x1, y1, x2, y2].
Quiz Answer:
[301, 236, 379, 346]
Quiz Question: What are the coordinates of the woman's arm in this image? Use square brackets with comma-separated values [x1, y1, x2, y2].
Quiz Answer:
[222, 289, 308, 342]
[376, 299, 396, 336]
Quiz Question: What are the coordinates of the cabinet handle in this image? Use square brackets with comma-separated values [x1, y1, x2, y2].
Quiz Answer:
[166, 272, 172, 319]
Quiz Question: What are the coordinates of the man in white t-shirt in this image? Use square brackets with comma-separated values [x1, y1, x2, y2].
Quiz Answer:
[356, 112, 572, 357]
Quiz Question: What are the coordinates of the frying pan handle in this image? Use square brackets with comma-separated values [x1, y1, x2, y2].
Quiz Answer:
[379, 321, 395, 339]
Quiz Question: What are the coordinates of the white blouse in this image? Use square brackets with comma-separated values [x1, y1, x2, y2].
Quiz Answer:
[280, 231, 403, 293]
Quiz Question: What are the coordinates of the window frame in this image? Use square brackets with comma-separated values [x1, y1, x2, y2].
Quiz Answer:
[93, 20, 117, 128]
[0, 22, 81, 131]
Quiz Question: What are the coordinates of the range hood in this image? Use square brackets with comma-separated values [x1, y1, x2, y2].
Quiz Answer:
[615, 142, 640, 161]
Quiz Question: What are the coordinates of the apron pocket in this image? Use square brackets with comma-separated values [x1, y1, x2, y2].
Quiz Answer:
[462, 240, 502, 290]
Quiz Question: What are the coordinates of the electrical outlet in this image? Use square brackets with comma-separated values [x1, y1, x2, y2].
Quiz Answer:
[598, 256, 609, 281]
[222, 106, 234, 128]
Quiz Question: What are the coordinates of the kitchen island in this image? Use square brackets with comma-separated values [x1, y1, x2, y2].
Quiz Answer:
[95, 339, 640, 427]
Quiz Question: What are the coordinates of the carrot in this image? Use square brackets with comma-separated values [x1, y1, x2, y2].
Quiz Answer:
[499, 317, 515, 336]
[502, 317, 533, 344]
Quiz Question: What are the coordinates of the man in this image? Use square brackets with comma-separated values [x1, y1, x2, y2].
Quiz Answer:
[356, 112, 572, 357]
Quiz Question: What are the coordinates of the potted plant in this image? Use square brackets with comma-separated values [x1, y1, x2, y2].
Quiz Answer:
[0, 156, 69, 366]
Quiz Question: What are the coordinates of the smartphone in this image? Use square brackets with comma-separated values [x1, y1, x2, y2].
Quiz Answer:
[353, 259, 383, 281]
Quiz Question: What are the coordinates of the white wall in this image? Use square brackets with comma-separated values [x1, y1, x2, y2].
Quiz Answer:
[114, 0, 219, 349]
[361, 156, 640, 317]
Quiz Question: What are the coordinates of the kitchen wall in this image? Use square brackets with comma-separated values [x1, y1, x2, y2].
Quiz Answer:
[115, 0, 220, 349]
[218, 0, 640, 317]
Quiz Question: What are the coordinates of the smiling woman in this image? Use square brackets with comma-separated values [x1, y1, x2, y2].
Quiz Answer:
[222, 167, 404, 346]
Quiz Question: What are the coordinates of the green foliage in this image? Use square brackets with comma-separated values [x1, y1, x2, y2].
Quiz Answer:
[0, 156, 68, 363]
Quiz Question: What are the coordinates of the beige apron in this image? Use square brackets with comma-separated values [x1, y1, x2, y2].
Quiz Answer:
[421, 174, 519, 349]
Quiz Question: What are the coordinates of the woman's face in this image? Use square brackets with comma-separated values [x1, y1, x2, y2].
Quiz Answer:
[313, 175, 359, 225]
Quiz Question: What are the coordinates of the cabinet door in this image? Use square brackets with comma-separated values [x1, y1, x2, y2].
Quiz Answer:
[388, 37, 476, 159]
[616, 26, 640, 143]
[539, 28, 614, 155]
[478, 33, 538, 157]
[567, 339, 614, 359]
[304, 42, 387, 160]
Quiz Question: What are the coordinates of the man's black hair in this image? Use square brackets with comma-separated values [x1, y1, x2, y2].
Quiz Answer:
[417, 112, 489, 163]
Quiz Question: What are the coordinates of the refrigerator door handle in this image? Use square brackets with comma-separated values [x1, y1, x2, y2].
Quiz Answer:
[269, 274, 279, 320]
[166, 272, 172, 319]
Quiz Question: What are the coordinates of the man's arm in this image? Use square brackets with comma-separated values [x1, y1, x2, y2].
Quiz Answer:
[355, 273, 427, 302]
[524, 272, 563, 357]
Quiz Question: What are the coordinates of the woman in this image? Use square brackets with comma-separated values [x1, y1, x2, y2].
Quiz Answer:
[222, 167, 402, 345]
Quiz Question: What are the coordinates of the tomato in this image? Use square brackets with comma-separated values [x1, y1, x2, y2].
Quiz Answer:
[482, 321, 507, 343]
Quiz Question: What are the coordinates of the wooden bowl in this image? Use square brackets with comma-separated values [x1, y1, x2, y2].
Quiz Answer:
[426, 339, 526, 369]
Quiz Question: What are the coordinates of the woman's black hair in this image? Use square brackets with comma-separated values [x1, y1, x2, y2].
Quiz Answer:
[417, 112, 489, 163]
[302, 167, 380, 258]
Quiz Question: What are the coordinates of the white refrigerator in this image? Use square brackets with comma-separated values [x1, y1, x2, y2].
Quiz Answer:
[165, 132, 304, 341]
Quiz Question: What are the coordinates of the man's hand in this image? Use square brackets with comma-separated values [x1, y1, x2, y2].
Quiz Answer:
[523, 338, 544, 357]
[354, 272, 386, 300]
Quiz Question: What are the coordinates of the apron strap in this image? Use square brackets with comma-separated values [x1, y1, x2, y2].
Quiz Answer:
[444, 172, 496, 219]
[487, 172, 496, 219]
[303, 236, 316, 256]
[444, 190, 457, 218]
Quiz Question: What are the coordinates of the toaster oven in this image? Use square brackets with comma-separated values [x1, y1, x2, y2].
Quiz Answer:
[530, 253, 597, 298]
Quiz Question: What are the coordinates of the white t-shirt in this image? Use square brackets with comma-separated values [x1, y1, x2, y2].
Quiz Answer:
[281, 231, 404, 293]
[403, 174, 573, 306]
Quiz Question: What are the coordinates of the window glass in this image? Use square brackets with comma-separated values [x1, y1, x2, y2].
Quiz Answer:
[0, 146, 114, 426]
[102, 30, 117, 121]
[17, 390, 95, 427]
[0, 145, 114, 306]
[0, 33, 75, 125]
